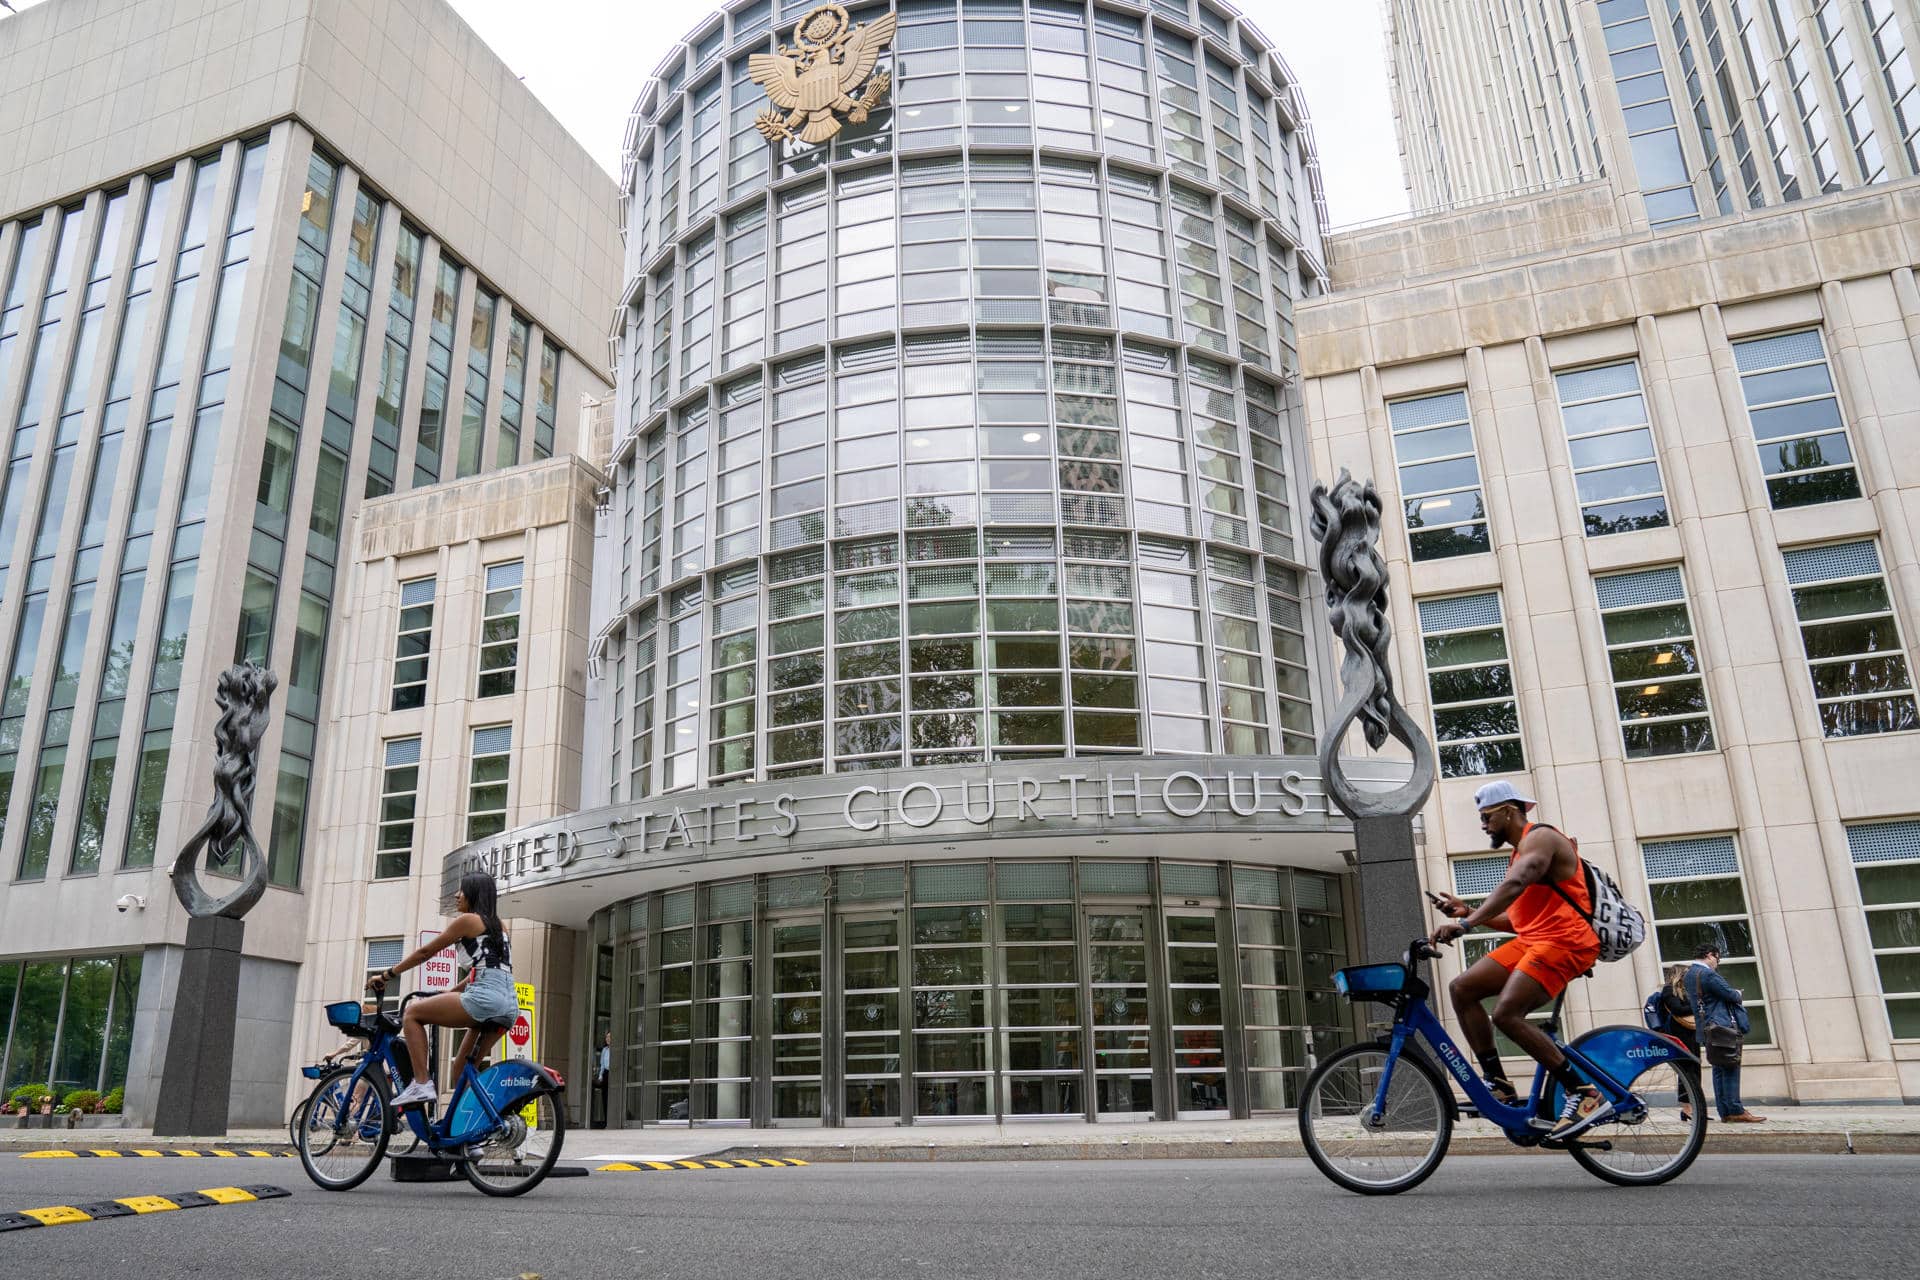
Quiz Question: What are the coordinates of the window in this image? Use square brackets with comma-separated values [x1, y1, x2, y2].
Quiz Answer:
[375, 738, 421, 880]
[1641, 837, 1771, 1044]
[1732, 330, 1861, 508]
[1389, 391, 1490, 560]
[365, 939, 403, 1013]
[1595, 566, 1715, 757]
[1417, 592, 1526, 777]
[1782, 541, 1917, 737]
[391, 577, 435, 710]
[477, 561, 522, 698]
[1553, 362, 1669, 535]
[1846, 821, 1920, 1040]
[466, 724, 512, 842]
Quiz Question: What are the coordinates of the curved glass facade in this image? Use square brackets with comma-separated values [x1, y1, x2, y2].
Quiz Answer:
[606, 0, 1331, 797]
[565, 0, 1350, 1126]
[591, 858, 1353, 1125]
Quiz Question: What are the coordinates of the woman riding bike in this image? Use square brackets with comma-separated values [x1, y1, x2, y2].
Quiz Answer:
[366, 871, 517, 1109]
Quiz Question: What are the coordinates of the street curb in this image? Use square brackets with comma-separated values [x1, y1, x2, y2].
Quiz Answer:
[0, 1184, 290, 1232]
[703, 1132, 1920, 1162]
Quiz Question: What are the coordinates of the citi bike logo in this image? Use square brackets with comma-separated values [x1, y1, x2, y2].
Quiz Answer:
[1625, 1044, 1672, 1061]
[1435, 1040, 1477, 1085]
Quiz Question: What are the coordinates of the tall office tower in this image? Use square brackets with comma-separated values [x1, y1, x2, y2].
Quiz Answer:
[1389, 0, 1920, 224]
[430, 0, 1449, 1133]
[0, 0, 618, 1125]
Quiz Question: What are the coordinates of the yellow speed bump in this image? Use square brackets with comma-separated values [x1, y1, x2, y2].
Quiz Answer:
[0, 1185, 290, 1233]
[20, 1205, 93, 1226]
[595, 1157, 809, 1172]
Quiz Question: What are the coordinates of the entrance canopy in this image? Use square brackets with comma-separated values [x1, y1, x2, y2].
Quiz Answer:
[443, 756, 1416, 927]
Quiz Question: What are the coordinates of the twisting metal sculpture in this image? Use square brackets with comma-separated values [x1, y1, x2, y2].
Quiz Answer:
[1308, 470, 1436, 820]
[169, 663, 278, 919]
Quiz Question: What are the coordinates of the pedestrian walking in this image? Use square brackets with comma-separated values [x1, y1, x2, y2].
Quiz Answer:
[1683, 943, 1765, 1123]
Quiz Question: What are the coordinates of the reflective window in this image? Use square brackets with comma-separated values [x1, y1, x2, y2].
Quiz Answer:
[1417, 592, 1526, 778]
[477, 561, 523, 698]
[1389, 390, 1490, 560]
[375, 737, 420, 880]
[1641, 836, 1771, 1045]
[466, 724, 513, 843]
[0, 952, 142, 1098]
[1782, 541, 1918, 737]
[1732, 329, 1861, 508]
[1553, 361, 1669, 535]
[1846, 821, 1920, 1040]
[391, 577, 436, 711]
[1595, 566, 1715, 757]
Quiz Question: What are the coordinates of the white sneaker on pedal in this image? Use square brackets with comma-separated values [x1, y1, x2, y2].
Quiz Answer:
[392, 1080, 437, 1107]
[1548, 1087, 1613, 1139]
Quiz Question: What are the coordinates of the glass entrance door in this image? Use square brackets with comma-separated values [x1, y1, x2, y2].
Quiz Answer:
[840, 910, 903, 1123]
[1086, 909, 1153, 1118]
[1165, 909, 1229, 1118]
[770, 914, 825, 1122]
[619, 931, 646, 1126]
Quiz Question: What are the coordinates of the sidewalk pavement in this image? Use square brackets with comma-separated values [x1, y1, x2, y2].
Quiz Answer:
[5, 1105, 1915, 1162]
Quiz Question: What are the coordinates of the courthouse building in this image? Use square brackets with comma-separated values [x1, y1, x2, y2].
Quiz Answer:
[441, 0, 1422, 1130]
[0, 0, 618, 1125]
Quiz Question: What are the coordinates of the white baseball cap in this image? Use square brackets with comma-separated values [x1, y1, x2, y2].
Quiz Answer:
[1473, 780, 1536, 812]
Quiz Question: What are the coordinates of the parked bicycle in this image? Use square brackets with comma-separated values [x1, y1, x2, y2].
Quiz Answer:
[295, 991, 567, 1196]
[1298, 937, 1705, 1194]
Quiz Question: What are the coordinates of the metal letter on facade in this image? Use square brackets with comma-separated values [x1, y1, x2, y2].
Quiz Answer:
[169, 663, 278, 919]
[752, 4, 896, 145]
[1308, 470, 1436, 820]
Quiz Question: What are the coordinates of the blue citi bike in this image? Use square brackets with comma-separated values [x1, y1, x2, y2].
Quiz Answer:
[295, 992, 567, 1196]
[1297, 938, 1707, 1194]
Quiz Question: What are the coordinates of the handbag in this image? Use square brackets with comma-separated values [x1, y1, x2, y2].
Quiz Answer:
[1702, 1022, 1742, 1068]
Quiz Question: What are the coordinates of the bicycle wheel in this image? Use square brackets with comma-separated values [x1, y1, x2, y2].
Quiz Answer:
[297, 1066, 391, 1191]
[286, 1094, 310, 1150]
[1299, 1042, 1452, 1195]
[463, 1090, 566, 1197]
[1565, 1060, 1706, 1187]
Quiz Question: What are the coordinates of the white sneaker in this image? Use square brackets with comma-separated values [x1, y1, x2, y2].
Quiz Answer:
[392, 1080, 437, 1107]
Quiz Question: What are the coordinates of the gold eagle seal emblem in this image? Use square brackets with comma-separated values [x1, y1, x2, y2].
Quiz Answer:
[752, 4, 897, 145]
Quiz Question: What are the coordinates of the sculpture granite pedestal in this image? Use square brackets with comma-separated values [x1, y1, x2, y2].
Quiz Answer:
[151, 916, 246, 1136]
[150, 664, 277, 1138]
[1308, 471, 1438, 969]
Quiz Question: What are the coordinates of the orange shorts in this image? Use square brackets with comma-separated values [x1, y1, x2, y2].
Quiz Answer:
[1488, 936, 1599, 998]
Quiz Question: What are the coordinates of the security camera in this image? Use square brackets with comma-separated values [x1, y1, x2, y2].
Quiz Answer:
[115, 894, 146, 913]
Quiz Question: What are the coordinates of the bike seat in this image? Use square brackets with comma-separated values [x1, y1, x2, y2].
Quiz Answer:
[476, 1015, 515, 1032]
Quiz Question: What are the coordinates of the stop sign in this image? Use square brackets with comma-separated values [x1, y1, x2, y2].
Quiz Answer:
[509, 1012, 532, 1048]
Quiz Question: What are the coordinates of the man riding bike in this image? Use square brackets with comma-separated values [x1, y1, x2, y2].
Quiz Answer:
[1428, 781, 1609, 1139]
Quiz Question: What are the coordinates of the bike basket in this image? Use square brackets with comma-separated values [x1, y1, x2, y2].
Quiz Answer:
[300, 1064, 326, 1080]
[324, 1000, 365, 1030]
[1333, 963, 1410, 998]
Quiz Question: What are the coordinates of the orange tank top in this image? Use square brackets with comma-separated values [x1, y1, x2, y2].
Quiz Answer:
[1505, 822, 1593, 949]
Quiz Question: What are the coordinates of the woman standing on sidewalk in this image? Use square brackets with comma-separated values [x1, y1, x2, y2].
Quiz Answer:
[1684, 943, 1765, 1124]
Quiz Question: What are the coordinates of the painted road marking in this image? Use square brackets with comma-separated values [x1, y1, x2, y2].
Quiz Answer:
[17, 1148, 295, 1159]
[595, 1157, 809, 1172]
[0, 1185, 289, 1231]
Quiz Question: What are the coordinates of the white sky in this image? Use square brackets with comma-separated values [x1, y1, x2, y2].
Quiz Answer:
[0, 0, 1409, 225]
[443, 0, 1410, 227]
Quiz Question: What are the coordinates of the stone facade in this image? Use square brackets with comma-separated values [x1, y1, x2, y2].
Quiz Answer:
[1302, 175, 1920, 1103]
[293, 455, 601, 1103]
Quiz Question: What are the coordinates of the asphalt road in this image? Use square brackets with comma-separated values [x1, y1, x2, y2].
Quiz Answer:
[3, 1153, 1914, 1278]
